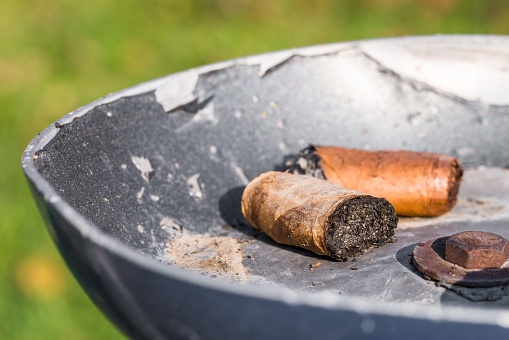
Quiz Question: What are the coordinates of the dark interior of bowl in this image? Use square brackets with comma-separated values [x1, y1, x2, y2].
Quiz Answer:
[32, 36, 509, 308]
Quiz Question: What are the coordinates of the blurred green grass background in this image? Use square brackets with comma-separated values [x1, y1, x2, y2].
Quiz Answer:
[1, 0, 509, 338]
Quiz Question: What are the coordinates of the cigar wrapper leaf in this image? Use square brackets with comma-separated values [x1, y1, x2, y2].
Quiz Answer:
[294, 146, 463, 217]
[241, 171, 398, 261]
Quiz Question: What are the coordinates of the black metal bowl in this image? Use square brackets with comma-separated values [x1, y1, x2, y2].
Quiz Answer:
[22, 35, 509, 339]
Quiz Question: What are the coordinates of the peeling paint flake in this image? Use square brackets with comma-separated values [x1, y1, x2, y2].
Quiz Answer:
[297, 43, 350, 57]
[131, 156, 154, 182]
[243, 44, 347, 76]
[154, 71, 200, 112]
[154, 61, 232, 112]
[186, 173, 203, 200]
[136, 187, 145, 201]
[245, 51, 294, 77]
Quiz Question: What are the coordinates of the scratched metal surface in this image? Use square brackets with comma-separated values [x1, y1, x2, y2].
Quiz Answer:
[26, 35, 509, 337]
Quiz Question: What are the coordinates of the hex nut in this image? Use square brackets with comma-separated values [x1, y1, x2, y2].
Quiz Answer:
[413, 236, 509, 287]
[445, 231, 509, 269]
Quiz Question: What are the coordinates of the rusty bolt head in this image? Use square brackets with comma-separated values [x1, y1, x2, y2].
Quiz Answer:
[445, 231, 509, 269]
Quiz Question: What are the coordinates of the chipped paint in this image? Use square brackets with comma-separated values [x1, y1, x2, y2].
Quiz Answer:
[154, 43, 350, 112]
[136, 187, 145, 200]
[186, 173, 203, 199]
[360, 36, 509, 106]
[177, 102, 217, 132]
[31, 37, 509, 157]
[154, 71, 200, 112]
[243, 43, 349, 76]
[131, 156, 154, 182]
[57, 76, 171, 127]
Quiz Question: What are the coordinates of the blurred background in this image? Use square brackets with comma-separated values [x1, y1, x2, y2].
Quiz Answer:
[1, 0, 509, 338]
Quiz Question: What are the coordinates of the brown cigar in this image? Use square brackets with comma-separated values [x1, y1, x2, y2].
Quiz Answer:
[241, 171, 398, 261]
[292, 146, 463, 217]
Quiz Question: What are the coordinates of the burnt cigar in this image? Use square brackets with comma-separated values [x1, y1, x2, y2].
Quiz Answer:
[241, 171, 398, 261]
[292, 145, 463, 217]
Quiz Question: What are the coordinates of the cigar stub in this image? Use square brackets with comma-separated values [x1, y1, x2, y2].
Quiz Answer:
[294, 146, 463, 217]
[241, 171, 398, 261]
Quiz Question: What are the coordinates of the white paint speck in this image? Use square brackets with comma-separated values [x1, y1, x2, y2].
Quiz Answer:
[209, 145, 217, 154]
[252, 95, 259, 103]
[186, 173, 203, 199]
[106, 111, 113, 117]
[120, 164, 127, 170]
[131, 156, 154, 182]
[137, 225, 144, 233]
[136, 187, 145, 200]
[150, 195, 160, 202]
[234, 110, 243, 119]
[175, 162, 180, 170]
[276, 119, 285, 128]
